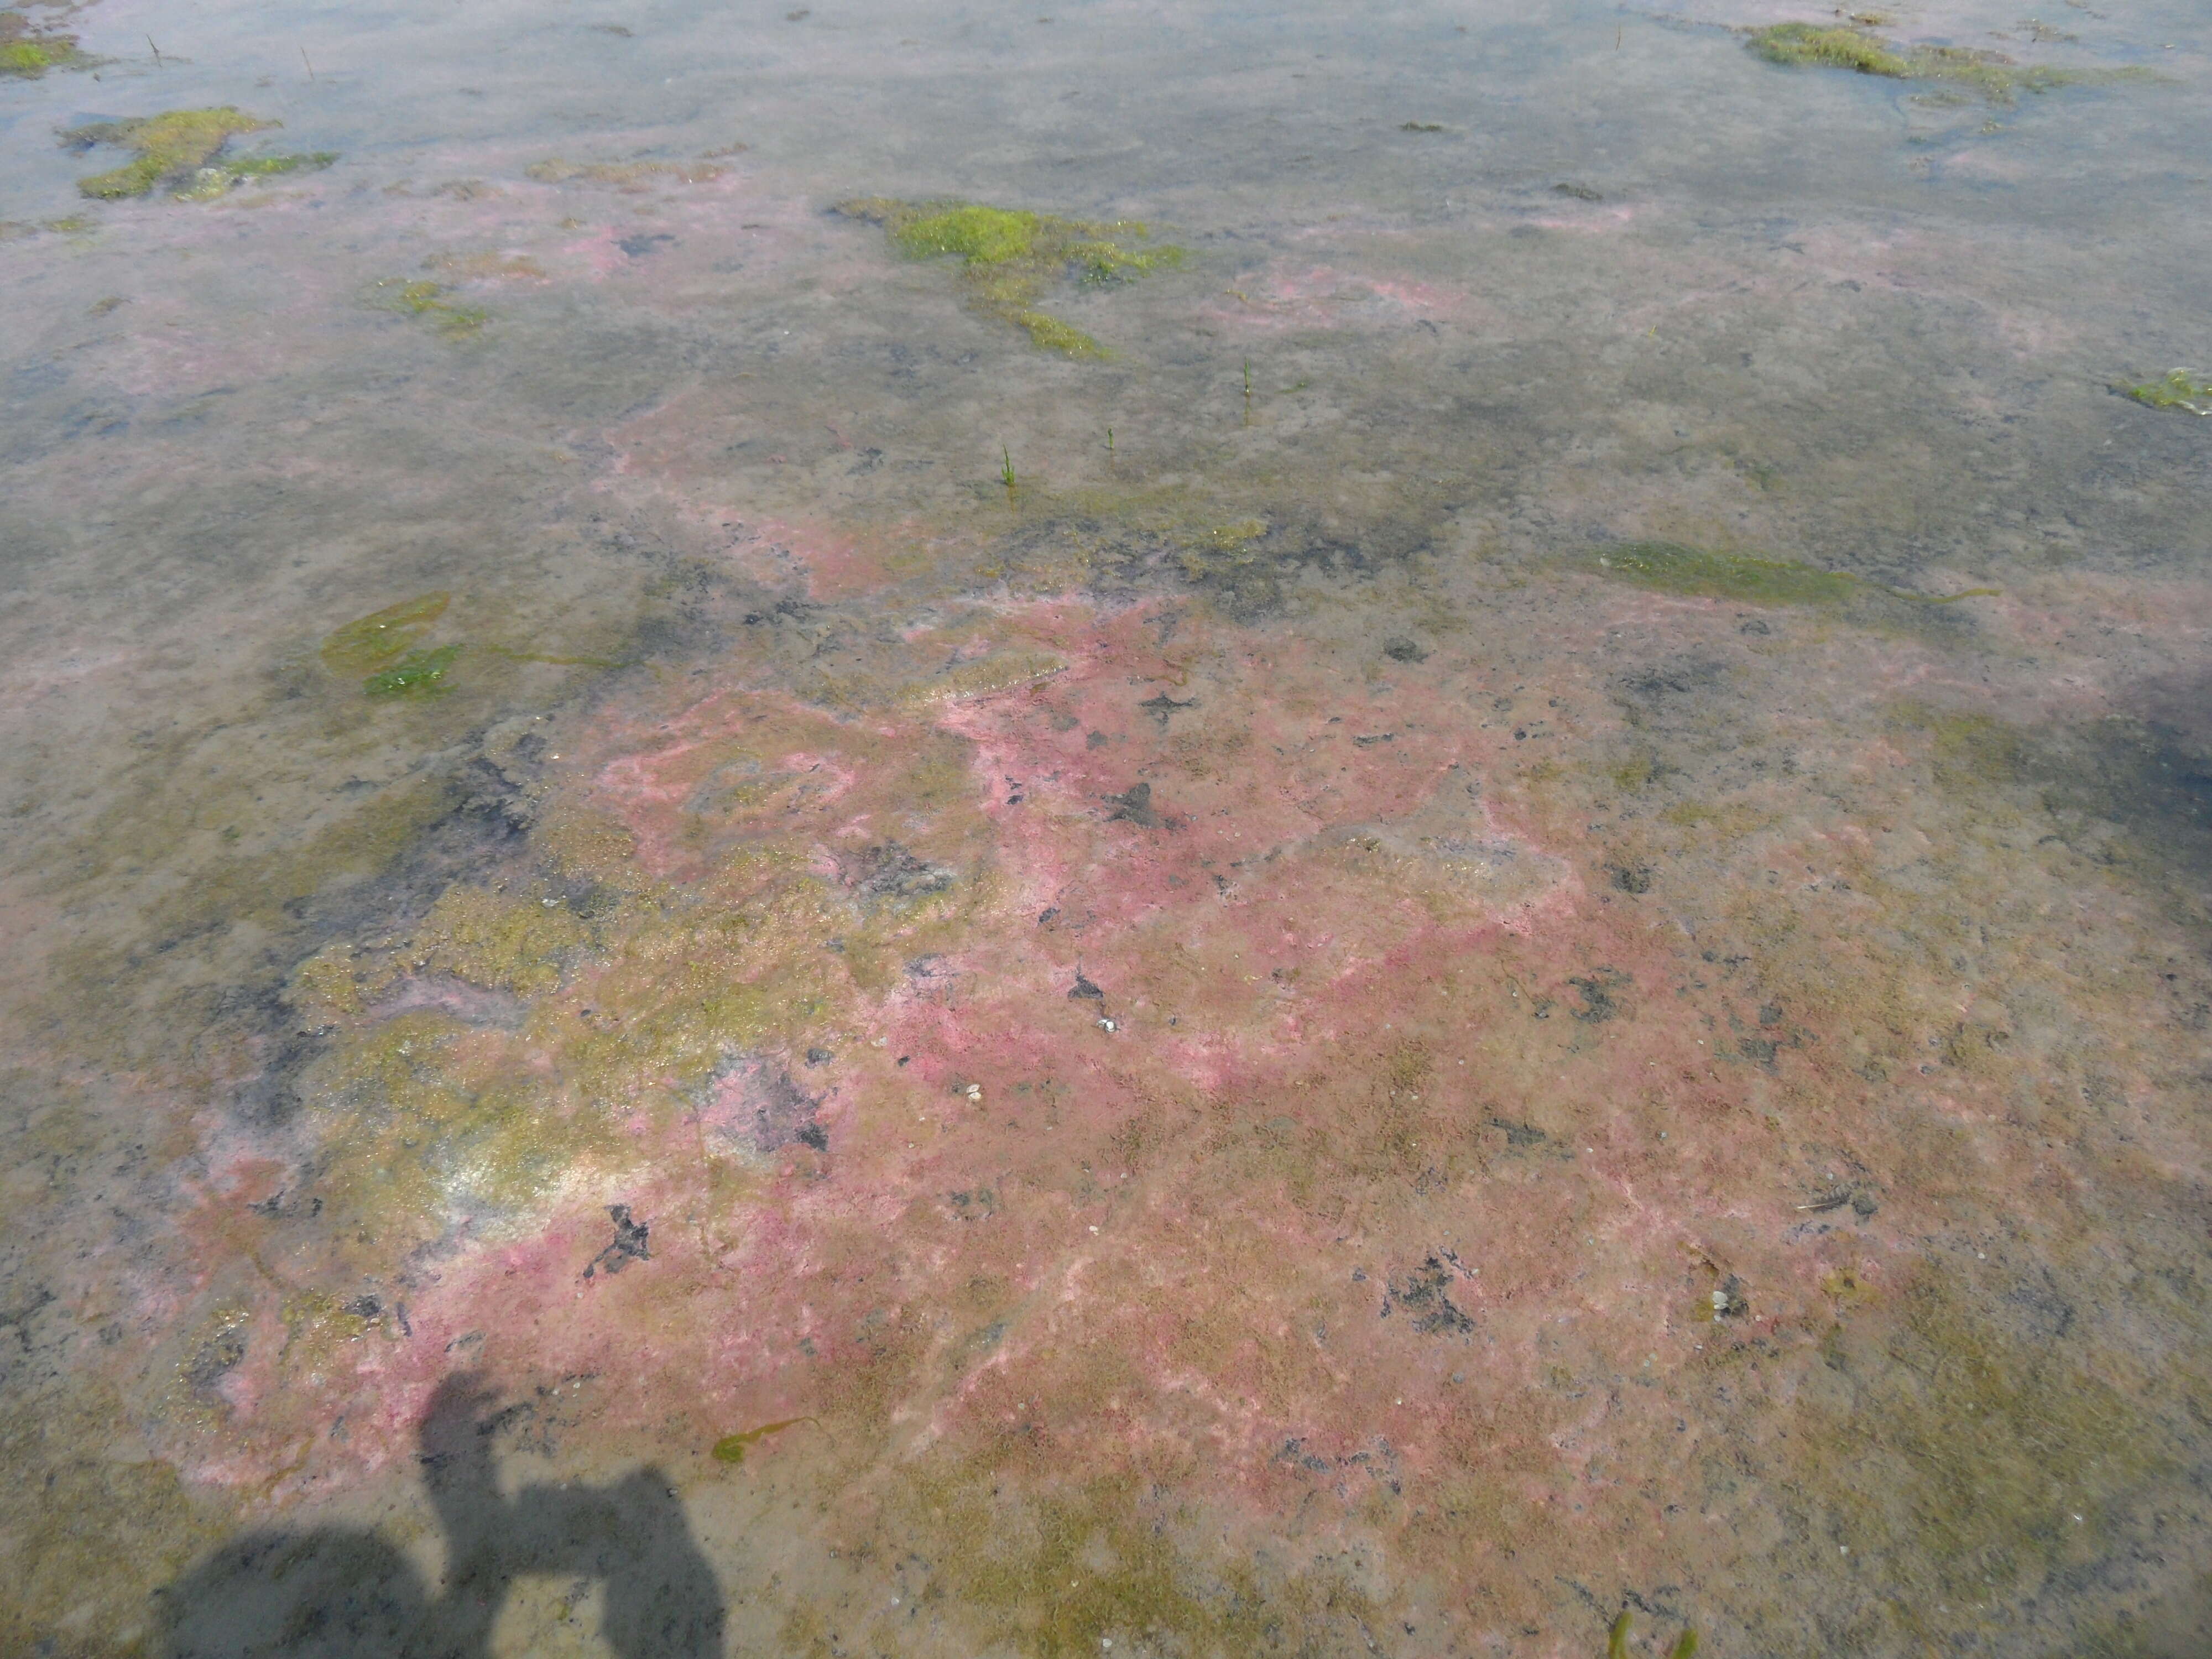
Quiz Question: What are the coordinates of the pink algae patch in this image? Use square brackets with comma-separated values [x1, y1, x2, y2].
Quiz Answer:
[117, 564, 2212, 1653]
[729, 515, 933, 600]
[586, 693, 869, 879]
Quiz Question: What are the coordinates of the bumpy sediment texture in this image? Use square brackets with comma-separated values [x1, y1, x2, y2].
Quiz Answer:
[1, 1, 2209, 1653]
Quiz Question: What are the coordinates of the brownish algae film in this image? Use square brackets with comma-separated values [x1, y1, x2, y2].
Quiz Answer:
[2, 0, 2210, 1654]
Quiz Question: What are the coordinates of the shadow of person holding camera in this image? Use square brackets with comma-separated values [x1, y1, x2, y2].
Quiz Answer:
[159, 1373, 724, 1658]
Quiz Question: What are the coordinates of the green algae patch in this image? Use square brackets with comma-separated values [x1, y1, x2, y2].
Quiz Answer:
[286, 941, 393, 1022]
[2125, 367, 2212, 415]
[171, 150, 338, 202]
[310, 1011, 629, 1253]
[863, 1461, 1384, 1659]
[711, 1416, 816, 1465]
[1, 16, 94, 78]
[0, 38, 69, 75]
[1749, 22, 1911, 76]
[1585, 540, 1859, 606]
[1786, 1261, 2183, 1613]
[1887, 702, 2030, 790]
[1582, 540, 1995, 610]
[1015, 309, 1108, 356]
[838, 197, 1183, 357]
[278, 1291, 384, 1383]
[372, 278, 488, 338]
[326, 597, 613, 695]
[1745, 20, 2153, 102]
[0, 1380, 211, 1652]
[415, 884, 589, 994]
[321, 592, 452, 676]
[364, 644, 462, 698]
[1608, 1611, 1698, 1658]
[64, 108, 279, 200]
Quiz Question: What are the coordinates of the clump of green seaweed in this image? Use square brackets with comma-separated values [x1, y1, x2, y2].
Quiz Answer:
[372, 277, 488, 337]
[322, 593, 465, 696]
[364, 645, 462, 698]
[1, 13, 93, 77]
[321, 592, 451, 675]
[60, 108, 333, 200]
[1581, 540, 1995, 608]
[0, 215, 96, 241]
[173, 150, 338, 202]
[1608, 1611, 1697, 1659]
[837, 197, 1182, 357]
[2124, 367, 2211, 415]
[710, 1416, 816, 1465]
[1745, 20, 2146, 102]
[1747, 22, 1912, 75]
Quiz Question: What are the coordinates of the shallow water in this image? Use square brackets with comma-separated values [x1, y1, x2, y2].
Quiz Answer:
[4, 0, 2211, 1654]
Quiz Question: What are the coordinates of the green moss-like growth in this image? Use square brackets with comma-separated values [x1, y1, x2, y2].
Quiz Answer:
[363, 644, 462, 698]
[63, 108, 279, 200]
[1790, 1262, 2179, 1610]
[2125, 368, 2212, 415]
[1746, 20, 2148, 102]
[321, 592, 452, 676]
[171, 150, 338, 201]
[372, 278, 488, 337]
[326, 593, 471, 697]
[1583, 540, 1996, 609]
[310, 1011, 628, 1251]
[710, 1417, 815, 1465]
[868, 1463, 1380, 1659]
[1748, 22, 1912, 76]
[415, 885, 587, 993]
[1, 25, 92, 77]
[0, 39, 58, 74]
[838, 197, 1182, 357]
[1586, 540, 1860, 606]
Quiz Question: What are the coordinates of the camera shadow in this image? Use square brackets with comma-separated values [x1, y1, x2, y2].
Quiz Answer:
[158, 1373, 724, 1658]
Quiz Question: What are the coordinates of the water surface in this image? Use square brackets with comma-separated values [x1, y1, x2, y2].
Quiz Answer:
[3, 0, 2210, 1654]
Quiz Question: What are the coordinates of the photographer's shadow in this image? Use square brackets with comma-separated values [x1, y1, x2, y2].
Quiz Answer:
[159, 1374, 725, 1658]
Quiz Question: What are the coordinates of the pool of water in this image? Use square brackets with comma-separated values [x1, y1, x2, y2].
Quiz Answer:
[3, 0, 2210, 1654]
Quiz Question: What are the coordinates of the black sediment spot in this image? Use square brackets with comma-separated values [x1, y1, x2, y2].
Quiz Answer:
[1566, 968, 1629, 1022]
[707, 1054, 824, 1154]
[997, 510, 1436, 620]
[838, 841, 953, 905]
[1380, 1255, 1475, 1337]
[185, 1323, 249, 1391]
[583, 1204, 650, 1279]
[1103, 781, 1159, 826]
[1619, 656, 1728, 707]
